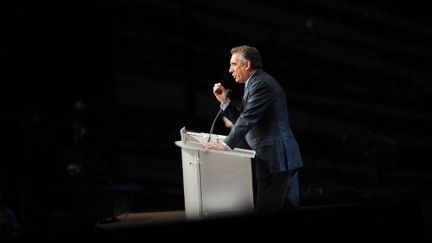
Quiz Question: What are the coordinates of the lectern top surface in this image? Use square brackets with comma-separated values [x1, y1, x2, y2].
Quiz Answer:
[175, 141, 255, 158]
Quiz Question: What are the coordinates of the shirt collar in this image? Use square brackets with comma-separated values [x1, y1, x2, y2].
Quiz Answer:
[244, 70, 257, 89]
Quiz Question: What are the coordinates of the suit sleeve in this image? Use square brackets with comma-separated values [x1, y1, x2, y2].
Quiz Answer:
[224, 80, 272, 149]
[221, 101, 240, 125]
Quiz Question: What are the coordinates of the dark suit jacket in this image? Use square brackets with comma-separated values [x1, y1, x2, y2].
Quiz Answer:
[223, 69, 303, 173]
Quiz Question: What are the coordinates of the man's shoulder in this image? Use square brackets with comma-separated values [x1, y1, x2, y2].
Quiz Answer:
[252, 70, 278, 87]
[254, 69, 277, 81]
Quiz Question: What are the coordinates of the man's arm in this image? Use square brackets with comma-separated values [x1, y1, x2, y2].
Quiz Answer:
[224, 80, 272, 149]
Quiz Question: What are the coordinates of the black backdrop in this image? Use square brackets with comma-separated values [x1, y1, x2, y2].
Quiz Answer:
[1, 0, 431, 240]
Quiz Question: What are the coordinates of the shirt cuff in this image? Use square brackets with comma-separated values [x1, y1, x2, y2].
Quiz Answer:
[220, 98, 230, 111]
[222, 142, 232, 151]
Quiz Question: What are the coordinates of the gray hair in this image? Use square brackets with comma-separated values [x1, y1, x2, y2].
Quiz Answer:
[230, 45, 263, 69]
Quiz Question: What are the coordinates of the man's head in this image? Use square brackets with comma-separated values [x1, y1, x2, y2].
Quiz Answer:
[229, 45, 262, 83]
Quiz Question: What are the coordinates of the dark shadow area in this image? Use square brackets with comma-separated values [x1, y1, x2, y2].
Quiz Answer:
[93, 199, 425, 242]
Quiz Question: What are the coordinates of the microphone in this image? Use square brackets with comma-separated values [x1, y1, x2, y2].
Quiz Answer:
[208, 89, 232, 142]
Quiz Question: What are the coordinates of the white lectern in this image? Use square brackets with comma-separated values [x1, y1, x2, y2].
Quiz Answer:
[175, 127, 256, 220]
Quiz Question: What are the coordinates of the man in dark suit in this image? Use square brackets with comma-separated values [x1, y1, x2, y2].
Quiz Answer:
[203, 45, 303, 214]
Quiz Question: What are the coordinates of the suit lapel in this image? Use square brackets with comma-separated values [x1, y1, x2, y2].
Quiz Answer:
[240, 85, 249, 111]
[240, 70, 260, 111]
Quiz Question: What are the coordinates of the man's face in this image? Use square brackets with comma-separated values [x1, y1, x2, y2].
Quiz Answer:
[229, 52, 250, 83]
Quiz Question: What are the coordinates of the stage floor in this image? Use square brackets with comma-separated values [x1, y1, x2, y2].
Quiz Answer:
[92, 200, 426, 241]
[95, 210, 186, 230]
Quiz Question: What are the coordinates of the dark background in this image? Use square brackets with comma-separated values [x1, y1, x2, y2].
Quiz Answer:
[1, 0, 431, 240]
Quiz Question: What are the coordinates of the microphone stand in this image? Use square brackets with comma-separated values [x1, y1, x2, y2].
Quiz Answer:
[208, 89, 231, 142]
[208, 109, 222, 142]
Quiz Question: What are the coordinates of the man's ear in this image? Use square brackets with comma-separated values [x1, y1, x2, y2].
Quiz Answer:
[245, 60, 252, 70]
